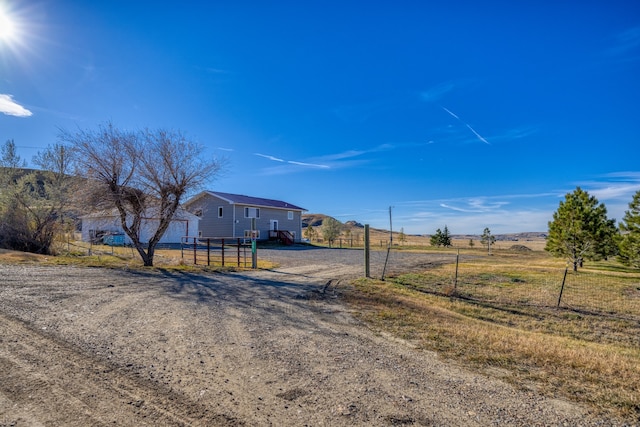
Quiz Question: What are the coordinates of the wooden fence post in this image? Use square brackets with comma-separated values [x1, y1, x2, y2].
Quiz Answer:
[364, 225, 370, 278]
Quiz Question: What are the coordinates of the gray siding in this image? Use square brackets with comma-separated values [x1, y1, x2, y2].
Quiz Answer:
[233, 205, 302, 241]
[185, 197, 235, 238]
[185, 193, 304, 241]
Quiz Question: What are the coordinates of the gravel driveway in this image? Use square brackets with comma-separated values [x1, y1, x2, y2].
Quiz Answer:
[0, 250, 623, 426]
[257, 246, 457, 280]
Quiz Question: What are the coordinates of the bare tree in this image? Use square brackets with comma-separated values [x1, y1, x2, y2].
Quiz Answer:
[480, 227, 495, 255]
[0, 141, 74, 254]
[61, 123, 223, 266]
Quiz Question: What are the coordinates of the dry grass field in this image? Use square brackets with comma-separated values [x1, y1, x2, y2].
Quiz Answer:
[343, 249, 640, 420]
[2, 229, 639, 421]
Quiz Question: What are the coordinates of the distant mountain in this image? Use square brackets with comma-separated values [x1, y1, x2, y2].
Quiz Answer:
[302, 214, 546, 239]
[302, 213, 329, 228]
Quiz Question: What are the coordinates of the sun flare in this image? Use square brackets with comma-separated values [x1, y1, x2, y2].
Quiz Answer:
[0, 7, 17, 42]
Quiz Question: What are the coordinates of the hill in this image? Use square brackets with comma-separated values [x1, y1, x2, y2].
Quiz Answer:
[302, 213, 546, 241]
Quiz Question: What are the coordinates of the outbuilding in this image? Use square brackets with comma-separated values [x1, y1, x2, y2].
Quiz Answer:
[80, 207, 199, 245]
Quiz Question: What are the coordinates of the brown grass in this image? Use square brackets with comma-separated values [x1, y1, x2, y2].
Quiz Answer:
[342, 250, 640, 420]
[0, 245, 275, 270]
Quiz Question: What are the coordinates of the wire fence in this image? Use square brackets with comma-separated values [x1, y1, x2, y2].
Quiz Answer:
[54, 239, 184, 265]
[393, 257, 640, 322]
[54, 237, 254, 268]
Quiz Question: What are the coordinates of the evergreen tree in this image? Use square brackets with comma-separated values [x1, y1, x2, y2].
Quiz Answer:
[441, 225, 452, 247]
[618, 190, 640, 268]
[545, 187, 618, 271]
[430, 228, 443, 247]
[430, 226, 452, 247]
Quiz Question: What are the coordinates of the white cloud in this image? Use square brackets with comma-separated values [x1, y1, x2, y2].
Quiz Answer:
[0, 94, 32, 117]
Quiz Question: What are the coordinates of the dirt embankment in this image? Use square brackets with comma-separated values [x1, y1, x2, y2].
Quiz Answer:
[0, 250, 624, 426]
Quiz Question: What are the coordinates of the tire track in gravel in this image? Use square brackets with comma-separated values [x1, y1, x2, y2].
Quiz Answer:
[0, 263, 625, 426]
[0, 312, 241, 426]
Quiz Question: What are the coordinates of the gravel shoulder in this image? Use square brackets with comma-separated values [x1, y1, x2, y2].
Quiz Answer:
[0, 249, 624, 426]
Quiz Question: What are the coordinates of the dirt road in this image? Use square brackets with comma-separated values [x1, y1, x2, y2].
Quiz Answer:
[0, 249, 622, 426]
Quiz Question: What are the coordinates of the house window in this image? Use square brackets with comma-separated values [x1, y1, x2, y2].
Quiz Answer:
[218, 206, 223, 218]
[244, 207, 260, 218]
[198, 231, 203, 238]
[194, 209, 203, 217]
[287, 211, 293, 220]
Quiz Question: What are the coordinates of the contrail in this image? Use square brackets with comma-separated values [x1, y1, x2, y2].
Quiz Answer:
[441, 106, 490, 145]
[254, 153, 284, 162]
[441, 106, 460, 120]
[464, 123, 490, 145]
[288, 161, 330, 169]
[255, 153, 330, 169]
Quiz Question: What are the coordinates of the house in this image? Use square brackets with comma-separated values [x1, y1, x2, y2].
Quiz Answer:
[184, 191, 306, 244]
[80, 207, 199, 245]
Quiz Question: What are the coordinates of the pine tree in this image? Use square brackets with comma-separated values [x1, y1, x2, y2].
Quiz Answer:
[430, 228, 442, 247]
[618, 190, 640, 268]
[430, 226, 452, 247]
[441, 225, 452, 247]
[545, 187, 618, 271]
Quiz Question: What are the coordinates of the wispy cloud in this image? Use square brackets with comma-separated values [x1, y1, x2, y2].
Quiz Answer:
[0, 94, 32, 117]
[382, 173, 640, 234]
[388, 192, 561, 234]
[441, 197, 509, 213]
[255, 142, 426, 176]
[215, 147, 234, 152]
[441, 106, 490, 145]
[573, 172, 640, 220]
[205, 67, 229, 74]
[608, 26, 640, 58]
[420, 82, 456, 102]
[490, 126, 538, 142]
[320, 144, 395, 161]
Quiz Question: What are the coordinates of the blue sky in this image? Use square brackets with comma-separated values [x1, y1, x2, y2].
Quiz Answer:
[1, 1, 639, 234]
